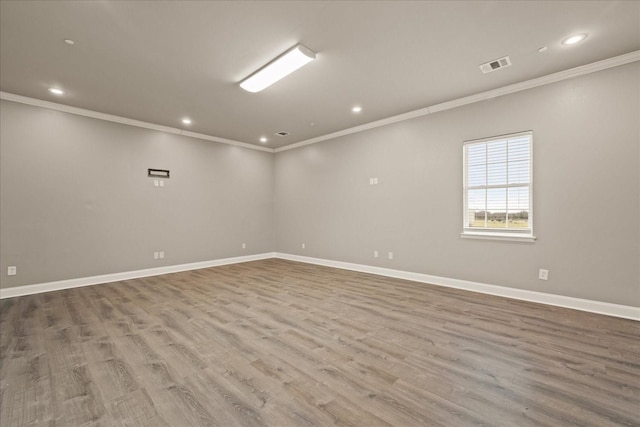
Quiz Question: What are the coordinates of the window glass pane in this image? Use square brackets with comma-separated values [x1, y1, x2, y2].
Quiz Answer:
[508, 137, 530, 161]
[487, 187, 506, 210]
[487, 188, 507, 228]
[486, 140, 507, 186]
[507, 187, 529, 210]
[467, 188, 485, 227]
[487, 160, 507, 186]
[507, 210, 529, 228]
[468, 164, 486, 187]
[467, 144, 486, 165]
[468, 188, 486, 210]
[468, 210, 485, 228]
[487, 140, 506, 163]
[507, 187, 530, 229]
[508, 160, 529, 184]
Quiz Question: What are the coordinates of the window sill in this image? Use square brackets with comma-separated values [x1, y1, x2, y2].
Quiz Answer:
[460, 232, 536, 243]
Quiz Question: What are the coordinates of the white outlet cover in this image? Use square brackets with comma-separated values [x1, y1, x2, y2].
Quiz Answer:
[154, 252, 159, 259]
[302, 243, 306, 249]
[159, 251, 165, 259]
[159, 180, 165, 187]
[388, 252, 393, 259]
[7, 266, 16, 276]
[539, 269, 549, 280]
[373, 250, 379, 258]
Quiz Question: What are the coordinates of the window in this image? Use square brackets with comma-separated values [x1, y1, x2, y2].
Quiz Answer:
[462, 131, 535, 242]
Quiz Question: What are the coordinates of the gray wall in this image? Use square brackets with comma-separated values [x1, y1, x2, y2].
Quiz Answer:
[274, 63, 640, 306]
[1, 100, 274, 288]
[2, 63, 638, 307]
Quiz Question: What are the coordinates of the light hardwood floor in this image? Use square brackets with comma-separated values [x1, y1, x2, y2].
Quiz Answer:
[1, 259, 638, 426]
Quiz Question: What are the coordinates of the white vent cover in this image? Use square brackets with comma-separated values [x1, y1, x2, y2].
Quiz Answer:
[479, 56, 512, 74]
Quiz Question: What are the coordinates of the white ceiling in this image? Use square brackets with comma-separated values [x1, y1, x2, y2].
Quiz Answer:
[1, 1, 639, 149]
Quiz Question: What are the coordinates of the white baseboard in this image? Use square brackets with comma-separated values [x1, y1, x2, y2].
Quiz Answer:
[0, 252, 276, 299]
[3, 251, 637, 321]
[273, 253, 640, 321]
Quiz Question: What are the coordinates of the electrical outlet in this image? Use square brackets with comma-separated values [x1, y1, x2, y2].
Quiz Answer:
[159, 180, 165, 187]
[154, 252, 159, 259]
[538, 269, 549, 280]
[242, 243, 246, 249]
[302, 243, 306, 249]
[373, 250, 379, 258]
[7, 266, 16, 276]
[388, 252, 394, 260]
[159, 251, 165, 259]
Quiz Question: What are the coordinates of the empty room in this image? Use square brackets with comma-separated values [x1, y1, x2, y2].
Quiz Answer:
[1, 1, 639, 426]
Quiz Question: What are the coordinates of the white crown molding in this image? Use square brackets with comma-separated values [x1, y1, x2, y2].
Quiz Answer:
[0, 91, 182, 134]
[274, 253, 640, 321]
[0, 92, 274, 153]
[274, 105, 433, 153]
[275, 50, 640, 153]
[0, 252, 276, 299]
[180, 130, 273, 153]
[2, 51, 638, 155]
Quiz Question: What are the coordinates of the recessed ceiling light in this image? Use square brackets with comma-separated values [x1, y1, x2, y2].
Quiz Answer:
[48, 87, 65, 95]
[259, 137, 268, 143]
[352, 106, 363, 113]
[181, 118, 192, 125]
[240, 44, 316, 93]
[64, 39, 75, 45]
[562, 33, 587, 45]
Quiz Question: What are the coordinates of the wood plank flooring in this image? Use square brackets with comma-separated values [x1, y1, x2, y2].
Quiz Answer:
[1, 258, 638, 426]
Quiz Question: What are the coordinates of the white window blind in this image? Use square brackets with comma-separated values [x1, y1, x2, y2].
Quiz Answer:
[463, 131, 534, 241]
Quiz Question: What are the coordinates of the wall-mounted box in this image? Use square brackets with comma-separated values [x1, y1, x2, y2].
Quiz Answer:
[148, 169, 170, 178]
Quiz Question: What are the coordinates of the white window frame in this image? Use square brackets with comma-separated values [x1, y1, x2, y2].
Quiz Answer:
[462, 131, 535, 242]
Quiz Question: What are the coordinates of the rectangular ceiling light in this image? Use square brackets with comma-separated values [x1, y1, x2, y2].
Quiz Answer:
[240, 44, 316, 93]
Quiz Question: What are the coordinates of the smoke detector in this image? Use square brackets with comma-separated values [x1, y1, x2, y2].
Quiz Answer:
[479, 56, 512, 74]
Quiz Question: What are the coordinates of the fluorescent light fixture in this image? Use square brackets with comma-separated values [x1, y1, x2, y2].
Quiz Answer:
[562, 33, 587, 45]
[240, 44, 316, 93]
[48, 87, 65, 95]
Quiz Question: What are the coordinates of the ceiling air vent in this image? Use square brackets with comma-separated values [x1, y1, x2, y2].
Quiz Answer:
[479, 56, 512, 74]
[275, 131, 290, 137]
